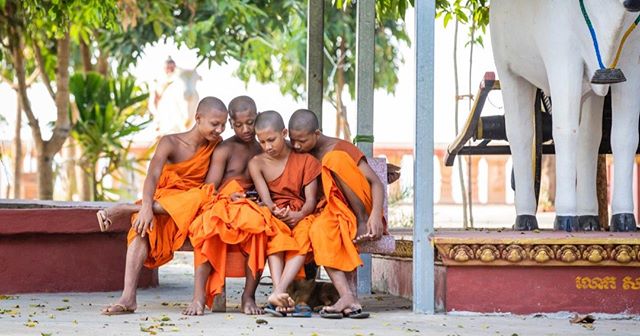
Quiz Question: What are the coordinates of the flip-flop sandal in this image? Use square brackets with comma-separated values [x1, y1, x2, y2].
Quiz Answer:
[259, 275, 273, 286]
[343, 308, 370, 319]
[96, 210, 112, 232]
[291, 304, 312, 318]
[319, 308, 343, 319]
[101, 303, 135, 315]
[263, 303, 286, 317]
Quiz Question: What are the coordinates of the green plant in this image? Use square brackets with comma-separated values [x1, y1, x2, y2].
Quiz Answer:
[70, 72, 150, 201]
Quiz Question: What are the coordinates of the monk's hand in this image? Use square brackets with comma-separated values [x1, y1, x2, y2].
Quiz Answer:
[282, 210, 304, 227]
[135, 205, 154, 238]
[230, 192, 245, 202]
[272, 205, 288, 219]
[366, 212, 384, 241]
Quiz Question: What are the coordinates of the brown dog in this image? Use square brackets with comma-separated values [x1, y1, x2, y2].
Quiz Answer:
[287, 278, 339, 311]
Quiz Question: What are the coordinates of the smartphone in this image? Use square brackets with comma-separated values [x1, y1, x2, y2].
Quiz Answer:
[245, 190, 259, 198]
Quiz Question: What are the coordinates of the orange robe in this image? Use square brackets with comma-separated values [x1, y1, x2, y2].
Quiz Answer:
[127, 141, 217, 269]
[309, 140, 385, 272]
[265, 152, 321, 259]
[189, 178, 283, 307]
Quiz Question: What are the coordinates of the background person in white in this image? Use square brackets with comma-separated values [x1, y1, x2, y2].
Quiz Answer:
[149, 57, 201, 135]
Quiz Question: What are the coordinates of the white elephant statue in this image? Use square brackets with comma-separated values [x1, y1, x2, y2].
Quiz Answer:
[490, 0, 640, 231]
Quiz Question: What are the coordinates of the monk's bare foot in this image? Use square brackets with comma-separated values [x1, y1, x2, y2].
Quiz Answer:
[322, 294, 360, 314]
[241, 294, 263, 315]
[182, 299, 205, 316]
[97, 204, 134, 232]
[268, 293, 295, 313]
[353, 220, 371, 243]
[102, 299, 136, 315]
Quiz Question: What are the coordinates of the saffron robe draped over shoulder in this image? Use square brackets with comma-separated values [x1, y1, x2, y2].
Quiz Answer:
[127, 141, 217, 269]
[265, 152, 321, 258]
[309, 140, 384, 272]
[189, 178, 281, 307]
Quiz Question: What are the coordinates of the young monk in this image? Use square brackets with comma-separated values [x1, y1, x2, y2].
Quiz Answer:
[184, 95, 267, 316]
[248, 110, 321, 317]
[288, 108, 386, 319]
[98, 97, 228, 315]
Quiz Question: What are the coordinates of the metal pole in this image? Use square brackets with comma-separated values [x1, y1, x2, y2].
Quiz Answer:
[413, 0, 436, 314]
[355, 0, 375, 295]
[307, 0, 324, 124]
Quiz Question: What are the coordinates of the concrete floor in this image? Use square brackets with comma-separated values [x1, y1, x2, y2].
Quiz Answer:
[1, 252, 638, 336]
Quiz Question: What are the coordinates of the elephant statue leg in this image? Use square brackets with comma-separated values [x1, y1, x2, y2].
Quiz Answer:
[547, 59, 584, 232]
[610, 50, 640, 232]
[577, 94, 604, 231]
[500, 71, 539, 230]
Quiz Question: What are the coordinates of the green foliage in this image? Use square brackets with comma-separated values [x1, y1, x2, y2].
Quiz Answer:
[232, 1, 410, 105]
[70, 72, 150, 201]
[334, 0, 415, 21]
[436, 0, 489, 47]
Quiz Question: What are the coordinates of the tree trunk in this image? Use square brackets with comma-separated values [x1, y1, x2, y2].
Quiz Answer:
[12, 95, 23, 198]
[63, 139, 78, 200]
[97, 49, 109, 76]
[79, 40, 93, 72]
[467, 15, 476, 228]
[12, 26, 72, 199]
[453, 20, 469, 228]
[334, 37, 351, 141]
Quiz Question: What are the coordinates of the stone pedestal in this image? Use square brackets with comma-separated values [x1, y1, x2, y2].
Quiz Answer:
[433, 230, 640, 314]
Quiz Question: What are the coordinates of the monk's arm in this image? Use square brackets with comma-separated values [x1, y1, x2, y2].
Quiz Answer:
[299, 179, 319, 217]
[359, 160, 385, 238]
[248, 158, 276, 209]
[135, 136, 171, 236]
[204, 143, 229, 188]
[280, 179, 318, 227]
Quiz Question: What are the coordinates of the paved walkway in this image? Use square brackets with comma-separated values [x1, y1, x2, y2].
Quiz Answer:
[1, 252, 638, 336]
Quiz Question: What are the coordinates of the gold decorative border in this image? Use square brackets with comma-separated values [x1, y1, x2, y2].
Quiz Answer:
[435, 243, 640, 266]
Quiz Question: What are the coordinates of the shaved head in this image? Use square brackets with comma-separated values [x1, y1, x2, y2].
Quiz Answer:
[228, 95, 257, 119]
[288, 109, 320, 133]
[255, 110, 285, 132]
[196, 96, 228, 117]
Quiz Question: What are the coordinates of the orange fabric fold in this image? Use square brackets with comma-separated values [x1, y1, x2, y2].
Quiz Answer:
[265, 152, 321, 259]
[309, 145, 373, 272]
[189, 180, 285, 307]
[127, 141, 217, 269]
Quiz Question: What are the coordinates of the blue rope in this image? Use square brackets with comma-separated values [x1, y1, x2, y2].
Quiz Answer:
[579, 0, 606, 70]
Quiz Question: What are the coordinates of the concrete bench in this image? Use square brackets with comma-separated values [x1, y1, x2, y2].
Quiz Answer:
[0, 200, 157, 294]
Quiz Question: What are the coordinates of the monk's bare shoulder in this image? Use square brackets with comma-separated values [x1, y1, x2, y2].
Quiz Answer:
[154, 135, 177, 158]
[213, 138, 234, 158]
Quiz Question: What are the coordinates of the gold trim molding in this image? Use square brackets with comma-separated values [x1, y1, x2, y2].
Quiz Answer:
[436, 243, 640, 266]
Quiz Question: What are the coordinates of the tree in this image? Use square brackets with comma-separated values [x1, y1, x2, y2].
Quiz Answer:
[435, 0, 489, 228]
[0, 0, 118, 199]
[231, 1, 410, 140]
[69, 72, 150, 201]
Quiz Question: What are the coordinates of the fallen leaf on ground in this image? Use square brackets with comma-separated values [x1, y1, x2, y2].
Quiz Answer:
[24, 319, 38, 327]
[255, 319, 268, 325]
[570, 314, 595, 324]
[55, 306, 70, 311]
